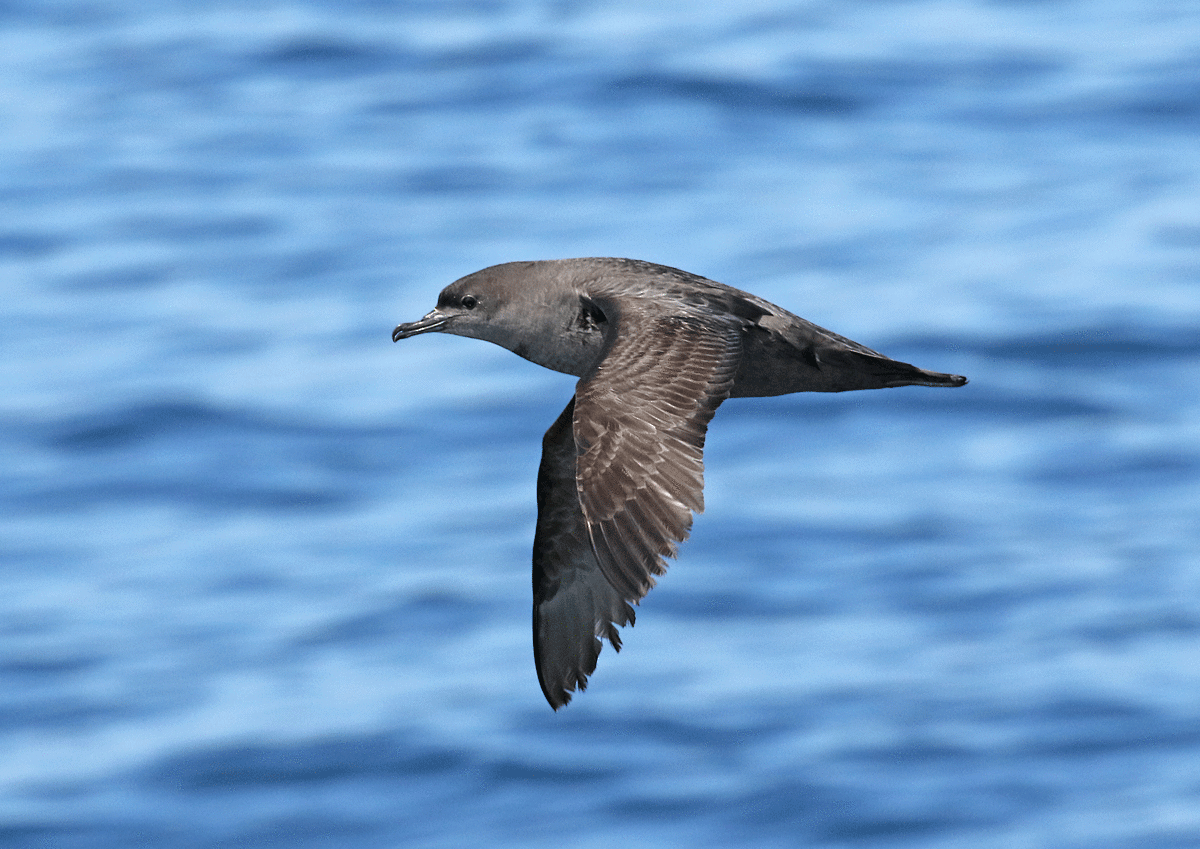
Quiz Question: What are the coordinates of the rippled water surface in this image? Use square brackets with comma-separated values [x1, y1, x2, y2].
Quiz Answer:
[3, 1, 1200, 847]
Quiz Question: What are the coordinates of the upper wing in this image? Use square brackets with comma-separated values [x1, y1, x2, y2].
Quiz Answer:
[532, 398, 636, 710]
[572, 300, 742, 603]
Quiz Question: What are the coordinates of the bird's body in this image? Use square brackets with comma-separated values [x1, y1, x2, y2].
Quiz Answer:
[393, 257, 966, 708]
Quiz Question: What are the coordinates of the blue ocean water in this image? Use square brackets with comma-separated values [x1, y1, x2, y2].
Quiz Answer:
[3, 1, 1200, 846]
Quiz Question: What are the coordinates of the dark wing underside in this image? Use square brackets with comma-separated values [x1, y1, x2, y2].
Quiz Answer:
[532, 398, 635, 709]
[531, 296, 742, 709]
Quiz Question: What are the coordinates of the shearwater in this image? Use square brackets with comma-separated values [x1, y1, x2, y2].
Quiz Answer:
[392, 257, 967, 709]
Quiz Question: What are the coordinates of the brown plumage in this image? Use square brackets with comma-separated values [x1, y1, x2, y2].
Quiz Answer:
[393, 258, 967, 709]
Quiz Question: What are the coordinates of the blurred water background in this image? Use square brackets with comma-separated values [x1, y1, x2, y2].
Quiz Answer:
[3, 1, 1200, 847]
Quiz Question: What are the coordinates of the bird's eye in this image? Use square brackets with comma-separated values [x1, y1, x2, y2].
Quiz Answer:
[461, 295, 477, 310]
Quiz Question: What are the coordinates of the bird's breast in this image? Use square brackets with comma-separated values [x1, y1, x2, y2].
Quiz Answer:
[510, 320, 606, 378]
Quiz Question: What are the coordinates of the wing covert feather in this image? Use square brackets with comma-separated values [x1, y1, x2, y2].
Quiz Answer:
[572, 305, 741, 603]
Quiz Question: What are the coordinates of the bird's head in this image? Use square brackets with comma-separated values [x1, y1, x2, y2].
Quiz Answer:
[393, 262, 552, 344]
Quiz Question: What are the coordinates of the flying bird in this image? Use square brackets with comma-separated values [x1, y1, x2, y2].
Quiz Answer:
[392, 258, 967, 709]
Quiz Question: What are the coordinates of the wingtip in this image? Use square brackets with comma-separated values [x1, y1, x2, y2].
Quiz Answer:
[540, 681, 566, 710]
[541, 680, 578, 711]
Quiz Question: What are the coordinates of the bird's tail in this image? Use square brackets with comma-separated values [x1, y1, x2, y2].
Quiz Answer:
[819, 347, 968, 391]
[884, 363, 968, 388]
